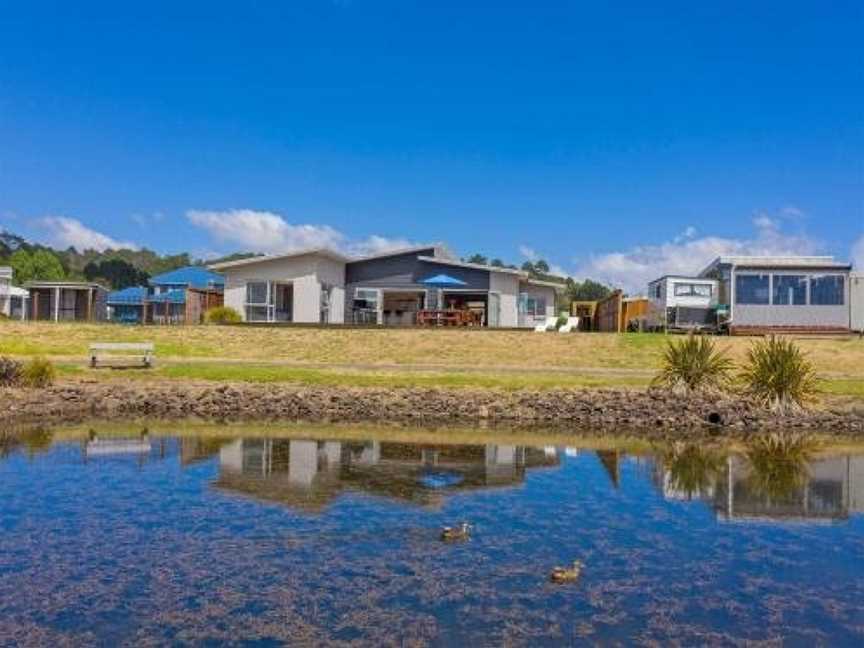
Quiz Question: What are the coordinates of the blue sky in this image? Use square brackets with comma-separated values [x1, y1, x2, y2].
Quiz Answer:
[0, 1, 861, 290]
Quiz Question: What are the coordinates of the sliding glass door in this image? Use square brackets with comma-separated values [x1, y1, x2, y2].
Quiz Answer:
[245, 281, 293, 323]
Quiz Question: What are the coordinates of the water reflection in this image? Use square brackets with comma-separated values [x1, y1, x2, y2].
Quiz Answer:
[1, 429, 863, 644]
[3, 429, 863, 524]
[653, 445, 864, 523]
[214, 439, 561, 511]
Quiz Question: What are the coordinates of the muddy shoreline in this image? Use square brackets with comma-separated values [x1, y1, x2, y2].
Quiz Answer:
[2, 381, 864, 441]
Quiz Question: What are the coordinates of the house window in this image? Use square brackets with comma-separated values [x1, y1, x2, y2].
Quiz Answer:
[772, 275, 807, 306]
[352, 288, 379, 324]
[245, 281, 270, 322]
[810, 275, 844, 306]
[519, 293, 546, 318]
[653, 284, 662, 299]
[735, 274, 770, 305]
[673, 283, 712, 297]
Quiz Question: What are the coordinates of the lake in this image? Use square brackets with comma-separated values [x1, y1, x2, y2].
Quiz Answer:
[1, 428, 863, 646]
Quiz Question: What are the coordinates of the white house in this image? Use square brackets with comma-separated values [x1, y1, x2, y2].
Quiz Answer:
[209, 245, 559, 328]
[0, 266, 28, 320]
[647, 275, 720, 330]
[648, 255, 858, 333]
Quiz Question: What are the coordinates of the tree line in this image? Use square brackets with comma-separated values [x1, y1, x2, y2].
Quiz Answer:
[461, 252, 613, 302]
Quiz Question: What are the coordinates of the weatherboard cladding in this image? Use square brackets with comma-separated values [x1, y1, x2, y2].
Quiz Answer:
[345, 250, 490, 290]
[343, 249, 492, 322]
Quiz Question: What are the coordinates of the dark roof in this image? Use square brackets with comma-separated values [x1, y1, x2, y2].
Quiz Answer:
[150, 266, 224, 290]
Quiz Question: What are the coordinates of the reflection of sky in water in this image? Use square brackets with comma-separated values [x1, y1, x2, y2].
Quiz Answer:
[0, 435, 863, 645]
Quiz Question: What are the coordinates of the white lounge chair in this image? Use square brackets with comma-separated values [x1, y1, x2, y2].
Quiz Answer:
[534, 316, 558, 332]
[558, 317, 580, 333]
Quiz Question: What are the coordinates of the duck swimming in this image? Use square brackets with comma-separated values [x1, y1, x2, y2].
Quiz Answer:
[550, 560, 583, 583]
[440, 522, 471, 542]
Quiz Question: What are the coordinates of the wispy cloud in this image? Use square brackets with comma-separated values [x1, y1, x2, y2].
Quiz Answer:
[573, 212, 822, 294]
[186, 208, 420, 258]
[36, 216, 139, 252]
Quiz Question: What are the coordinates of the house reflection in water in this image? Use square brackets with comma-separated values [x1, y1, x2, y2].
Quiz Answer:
[657, 454, 864, 523]
[213, 439, 561, 512]
[714, 455, 864, 523]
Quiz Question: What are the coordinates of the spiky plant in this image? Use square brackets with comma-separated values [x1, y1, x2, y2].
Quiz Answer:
[745, 432, 816, 501]
[740, 336, 818, 413]
[651, 334, 733, 393]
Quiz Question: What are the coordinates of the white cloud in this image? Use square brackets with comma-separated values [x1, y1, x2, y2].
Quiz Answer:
[573, 214, 822, 294]
[852, 234, 864, 270]
[131, 211, 165, 228]
[186, 209, 344, 254]
[186, 208, 421, 258]
[348, 235, 417, 257]
[36, 216, 139, 252]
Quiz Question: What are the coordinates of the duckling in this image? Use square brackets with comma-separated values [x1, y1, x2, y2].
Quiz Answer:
[549, 560, 583, 584]
[440, 522, 471, 542]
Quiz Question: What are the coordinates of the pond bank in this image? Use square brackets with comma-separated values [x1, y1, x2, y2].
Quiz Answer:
[2, 381, 864, 440]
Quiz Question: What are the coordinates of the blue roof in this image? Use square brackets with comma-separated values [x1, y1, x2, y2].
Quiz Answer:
[106, 286, 147, 305]
[420, 273, 467, 287]
[150, 266, 224, 290]
[148, 289, 186, 304]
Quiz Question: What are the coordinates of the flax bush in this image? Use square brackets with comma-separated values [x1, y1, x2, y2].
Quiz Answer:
[740, 336, 818, 413]
[651, 334, 733, 393]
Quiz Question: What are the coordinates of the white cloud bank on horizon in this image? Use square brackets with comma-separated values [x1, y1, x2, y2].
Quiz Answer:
[36, 216, 140, 252]
[186, 209, 418, 257]
[572, 214, 825, 294]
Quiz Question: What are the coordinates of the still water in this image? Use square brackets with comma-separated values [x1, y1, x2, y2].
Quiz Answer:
[1, 430, 863, 646]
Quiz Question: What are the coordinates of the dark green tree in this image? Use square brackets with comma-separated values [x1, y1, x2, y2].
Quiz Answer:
[83, 258, 150, 289]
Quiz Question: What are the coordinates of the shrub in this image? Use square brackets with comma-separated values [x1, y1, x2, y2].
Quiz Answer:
[21, 356, 56, 388]
[651, 333, 733, 393]
[740, 336, 818, 413]
[205, 306, 242, 325]
[0, 356, 23, 387]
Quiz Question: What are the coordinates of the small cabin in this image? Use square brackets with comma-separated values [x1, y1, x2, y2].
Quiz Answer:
[647, 275, 719, 330]
[25, 281, 108, 322]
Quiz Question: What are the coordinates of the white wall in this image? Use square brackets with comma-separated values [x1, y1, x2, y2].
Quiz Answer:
[219, 254, 346, 323]
[490, 272, 520, 327]
[851, 273, 864, 332]
[661, 278, 717, 309]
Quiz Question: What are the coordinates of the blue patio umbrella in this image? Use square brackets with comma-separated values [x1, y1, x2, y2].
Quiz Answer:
[420, 273, 467, 287]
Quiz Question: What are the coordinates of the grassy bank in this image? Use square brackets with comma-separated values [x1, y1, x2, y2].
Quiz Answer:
[4, 321, 864, 397]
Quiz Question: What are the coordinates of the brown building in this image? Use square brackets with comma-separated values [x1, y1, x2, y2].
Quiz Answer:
[25, 281, 108, 322]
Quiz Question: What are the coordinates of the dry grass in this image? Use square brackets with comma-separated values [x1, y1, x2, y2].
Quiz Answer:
[2, 322, 864, 396]
[3, 321, 863, 374]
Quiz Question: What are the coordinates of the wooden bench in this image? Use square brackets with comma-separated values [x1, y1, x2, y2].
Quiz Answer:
[89, 342, 155, 369]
